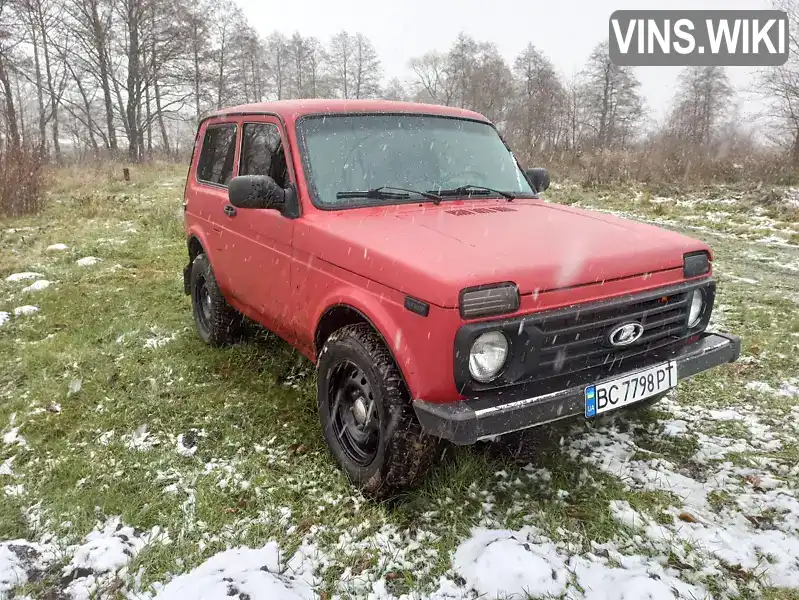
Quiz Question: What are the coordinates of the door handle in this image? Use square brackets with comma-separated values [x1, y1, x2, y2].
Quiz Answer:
[224, 204, 237, 217]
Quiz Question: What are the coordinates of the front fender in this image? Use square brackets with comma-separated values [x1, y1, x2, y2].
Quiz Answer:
[312, 287, 424, 399]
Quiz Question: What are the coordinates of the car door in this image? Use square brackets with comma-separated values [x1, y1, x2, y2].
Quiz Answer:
[218, 118, 295, 338]
[192, 120, 239, 290]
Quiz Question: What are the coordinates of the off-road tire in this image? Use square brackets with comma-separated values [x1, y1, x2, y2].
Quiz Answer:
[189, 253, 243, 347]
[317, 323, 438, 499]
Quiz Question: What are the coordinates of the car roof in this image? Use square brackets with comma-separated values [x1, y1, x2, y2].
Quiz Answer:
[206, 99, 490, 123]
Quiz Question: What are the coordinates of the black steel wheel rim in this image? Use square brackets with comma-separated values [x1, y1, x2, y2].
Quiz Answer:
[193, 275, 213, 331]
[328, 360, 380, 467]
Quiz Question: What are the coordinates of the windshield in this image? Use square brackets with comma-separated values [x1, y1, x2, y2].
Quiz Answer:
[296, 114, 534, 207]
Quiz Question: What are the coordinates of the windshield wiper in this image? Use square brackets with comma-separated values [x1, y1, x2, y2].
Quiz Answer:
[336, 186, 442, 205]
[430, 184, 516, 201]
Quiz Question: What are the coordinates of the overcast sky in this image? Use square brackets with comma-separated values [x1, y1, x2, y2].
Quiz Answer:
[237, 0, 772, 126]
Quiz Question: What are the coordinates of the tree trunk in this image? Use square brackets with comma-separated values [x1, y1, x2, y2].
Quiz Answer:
[193, 24, 201, 122]
[791, 129, 799, 167]
[216, 28, 225, 109]
[126, 0, 140, 161]
[76, 77, 99, 153]
[0, 57, 20, 150]
[112, 71, 130, 140]
[37, 2, 61, 162]
[29, 26, 47, 155]
[143, 46, 151, 154]
[91, 0, 117, 151]
[13, 69, 25, 146]
[154, 78, 170, 154]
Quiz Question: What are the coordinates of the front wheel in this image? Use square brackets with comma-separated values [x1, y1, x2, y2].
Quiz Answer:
[317, 324, 438, 499]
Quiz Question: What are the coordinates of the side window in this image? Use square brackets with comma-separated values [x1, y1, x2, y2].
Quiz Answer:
[239, 123, 288, 188]
[197, 124, 237, 186]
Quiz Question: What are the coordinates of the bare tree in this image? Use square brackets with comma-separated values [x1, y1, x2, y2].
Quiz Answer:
[409, 51, 453, 105]
[18, 0, 65, 159]
[351, 33, 380, 99]
[668, 66, 731, 147]
[64, 0, 118, 150]
[0, 0, 20, 150]
[408, 35, 510, 124]
[506, 43, 567, 161]
[581, 41, 643, 149]
[264, 31, 287, 100]
[327, 31, 353, 99]
[756, 0, 799, 163]
[382, 77, 408, 102]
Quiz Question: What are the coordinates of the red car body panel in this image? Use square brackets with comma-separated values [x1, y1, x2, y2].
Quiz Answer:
[184, 100, 713, 404]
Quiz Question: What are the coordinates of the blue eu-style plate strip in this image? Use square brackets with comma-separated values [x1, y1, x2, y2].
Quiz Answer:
[585, 386, 597, 418]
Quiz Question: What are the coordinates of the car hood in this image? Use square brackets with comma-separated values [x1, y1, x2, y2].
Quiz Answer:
[300, 199, 709, 308]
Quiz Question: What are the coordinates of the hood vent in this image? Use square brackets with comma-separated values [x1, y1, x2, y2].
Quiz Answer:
[445, 206, 517, 216]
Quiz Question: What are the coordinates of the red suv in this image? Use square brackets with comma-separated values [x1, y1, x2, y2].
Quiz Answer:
[183, 100, 740, 497]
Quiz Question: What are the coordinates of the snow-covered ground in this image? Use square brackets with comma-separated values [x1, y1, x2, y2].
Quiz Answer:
[2, 379, 799, 599]
[1, 177, 798, 599]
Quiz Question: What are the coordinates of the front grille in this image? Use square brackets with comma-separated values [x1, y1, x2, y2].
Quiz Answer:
[534, 291, 690, 380]
[453, 280, 715, 395]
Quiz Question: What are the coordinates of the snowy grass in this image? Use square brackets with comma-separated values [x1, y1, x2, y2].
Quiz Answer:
[0, 168, 797, 599]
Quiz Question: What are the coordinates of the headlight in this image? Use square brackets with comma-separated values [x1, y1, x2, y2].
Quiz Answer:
[469, 331, 509, 382]
[688, 289, 706, 327]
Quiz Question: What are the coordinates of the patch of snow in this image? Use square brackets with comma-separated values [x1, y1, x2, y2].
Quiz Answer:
[5, 272, 42, 282]
[144, 333, 176, 349]
[149, 541, 317, 600]
[726, 275, 759, 285]
[453, 528, 568, 598]
[0, 457, 13, 476]
[68, 379, 82, 397]
[13, 305, 38, 317]
[76, 256, 102, 267]
[661, 419, 688, 437]
[707, 409, 745, 421]
[452, 527, 707, 600]
[175, 433, 197, 457]
[567, 403, 799, 591]
[609, 500, 649, 529]
[22, 280, 51, 293]
[62, 516, 161, 600]
[2, 428, 27, 447]
[0, 312, 8, 327]
[746, 381, 775, 394]
[46, 243, 68, 251]
[778, 381, 799, 398]
[756, 235, 796, 248]
[124, 424, 157, 451]
[3, 484, 24, 497]
[0, 541, 57, 595]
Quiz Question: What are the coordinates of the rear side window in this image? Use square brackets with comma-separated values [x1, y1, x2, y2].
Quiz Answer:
[197, 124, 237, 186]
[239, 123, 288, 188]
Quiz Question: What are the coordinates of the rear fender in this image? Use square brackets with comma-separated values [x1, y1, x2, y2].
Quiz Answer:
[184, 229, 218, 293]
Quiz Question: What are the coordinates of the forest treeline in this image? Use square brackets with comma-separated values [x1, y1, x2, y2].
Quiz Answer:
[2, 0, 799, 215]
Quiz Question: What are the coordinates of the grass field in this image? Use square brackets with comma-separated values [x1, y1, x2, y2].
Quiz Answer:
[0, 164, 798, 599]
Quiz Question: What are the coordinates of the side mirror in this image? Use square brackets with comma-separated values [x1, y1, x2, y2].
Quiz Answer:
[228, 175, 285, 210]
[525, 168, 550, 193]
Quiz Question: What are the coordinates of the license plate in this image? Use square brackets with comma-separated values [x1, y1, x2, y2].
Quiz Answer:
[585, 361, 677, 417]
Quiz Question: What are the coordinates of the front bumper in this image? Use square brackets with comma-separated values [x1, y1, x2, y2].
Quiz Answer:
[413, 332, 740, 445]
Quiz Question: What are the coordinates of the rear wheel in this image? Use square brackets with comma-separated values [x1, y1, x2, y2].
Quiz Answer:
[189, 253, 242, 346]
[317, 323, 438, 499]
